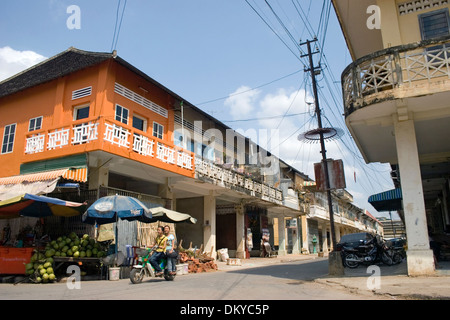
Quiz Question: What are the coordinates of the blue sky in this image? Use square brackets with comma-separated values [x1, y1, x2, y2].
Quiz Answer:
[0, 1, 396, 218]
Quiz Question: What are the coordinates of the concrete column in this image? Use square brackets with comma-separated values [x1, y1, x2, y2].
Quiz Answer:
[88, 162, 109, 241]
[322, 223, 329, 256]
[277, 216, 287, 256]
[301, 215, 309, 254]
[203, 194, 216, 259]
[394, 118, 434, 276]
[292, 217, 300, 254]
[159, 179, 176, 210]
[88, 162, 109, 189]
[235, 203, 245, 259]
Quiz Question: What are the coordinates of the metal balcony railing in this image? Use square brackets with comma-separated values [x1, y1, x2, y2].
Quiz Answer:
[342, 36, 450, 116]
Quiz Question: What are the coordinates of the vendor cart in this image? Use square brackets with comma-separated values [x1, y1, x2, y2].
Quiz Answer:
[52, 256, 105, 280]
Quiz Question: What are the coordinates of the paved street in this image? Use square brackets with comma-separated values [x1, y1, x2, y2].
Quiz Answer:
[0, 259, 387, 301]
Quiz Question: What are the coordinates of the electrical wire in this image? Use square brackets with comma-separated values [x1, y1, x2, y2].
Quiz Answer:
[110, 0, 128, 52]
[222, 111, 310, 123]
[196, 68, 303, 106]
[252, 0, 393, 196]
[245, 0, 306, 66]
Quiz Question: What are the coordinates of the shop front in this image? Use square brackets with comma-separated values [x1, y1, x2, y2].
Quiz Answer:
[0, 184, 190, 282]
[245, 206, 270, 258]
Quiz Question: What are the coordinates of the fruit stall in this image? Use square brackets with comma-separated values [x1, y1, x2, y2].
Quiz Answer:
[0, 193, 108, 283]
[23, 232, 109, 283]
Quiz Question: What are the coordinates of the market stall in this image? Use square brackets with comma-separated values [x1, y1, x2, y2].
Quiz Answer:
[22, 232, 109, 283]
[0, 193, 97, 282]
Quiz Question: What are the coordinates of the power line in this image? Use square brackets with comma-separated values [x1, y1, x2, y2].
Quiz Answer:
[196, 68, 303, 106]
[110, 0, 128, 52]
[285, 2, 391, 194]
[264, 0, 301, 53]
[222, 111, 309, 123]
[245, 0, 307, 67]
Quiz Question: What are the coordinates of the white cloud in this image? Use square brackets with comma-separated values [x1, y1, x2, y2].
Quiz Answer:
[224, 84, 396, 215]
[225, 86, 316, 164]
[224, 86, 260, 119]
[0, 47, 47, 81]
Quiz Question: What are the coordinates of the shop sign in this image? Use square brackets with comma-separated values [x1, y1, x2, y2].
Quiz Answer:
[286, 218, 297, 228]
[314, 159, 346, 191]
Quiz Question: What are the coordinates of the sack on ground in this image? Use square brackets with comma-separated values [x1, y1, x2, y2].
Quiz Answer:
[218, 248, 229, 262]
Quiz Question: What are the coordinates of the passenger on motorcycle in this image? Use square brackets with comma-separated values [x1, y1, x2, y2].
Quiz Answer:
[149, 226, 167, 276]
[164, 225, 177, 275]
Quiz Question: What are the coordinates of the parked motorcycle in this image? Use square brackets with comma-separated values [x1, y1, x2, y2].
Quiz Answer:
[130, 247, 175, 284]
[386, 238, 406, 264]
[342, 235, 394, 268]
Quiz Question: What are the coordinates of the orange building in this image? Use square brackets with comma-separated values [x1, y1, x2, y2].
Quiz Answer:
[0, 47, 386, 269]
[0, 47, 195, 186]
[0, 47, 384, 270]
[0, 47, 298, 262]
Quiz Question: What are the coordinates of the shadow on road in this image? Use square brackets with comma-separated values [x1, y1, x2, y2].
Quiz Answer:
[221, 258, 409, 282]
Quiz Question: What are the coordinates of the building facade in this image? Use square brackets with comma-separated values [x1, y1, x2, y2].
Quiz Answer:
[332, 0, 450, 275]
[0, 47, 382, 260]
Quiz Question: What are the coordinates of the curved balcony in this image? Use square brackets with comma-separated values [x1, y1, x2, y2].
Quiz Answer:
[342, 36, 450, 117]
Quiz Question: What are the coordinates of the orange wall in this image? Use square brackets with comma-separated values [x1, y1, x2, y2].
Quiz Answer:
[112, 62, 175, 146]
[0, 59, 194, 179]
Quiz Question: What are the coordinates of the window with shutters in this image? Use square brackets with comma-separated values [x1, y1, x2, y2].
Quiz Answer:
[29, 116, 43, 131]
[1, 123, 16, 154]
[115, 105, 129, 125]
[419, 9, 450, 62]
[153, 122, 163, 140]
[419, 9, 450, 40]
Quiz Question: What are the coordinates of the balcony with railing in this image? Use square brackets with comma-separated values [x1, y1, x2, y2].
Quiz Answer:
[194, 158, 283, 205]
[309, 200, 368, 230]
[23, 117, 286, 206]
[342, 36, 450, 117]
[23, 117, 195, 176]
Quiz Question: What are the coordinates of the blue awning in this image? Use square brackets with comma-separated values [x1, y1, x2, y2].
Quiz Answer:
[368, 188, 403, 212]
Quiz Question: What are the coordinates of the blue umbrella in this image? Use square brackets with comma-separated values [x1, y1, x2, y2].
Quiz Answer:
[82, 195, 152, 225]
[82, 195, 153, 255]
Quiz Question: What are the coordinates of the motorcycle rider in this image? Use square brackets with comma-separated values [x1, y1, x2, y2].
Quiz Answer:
[150, 226, 167, 276]
[164, 225, 177, 275]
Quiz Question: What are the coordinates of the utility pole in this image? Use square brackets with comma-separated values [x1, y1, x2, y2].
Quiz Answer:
[300, 38, 343, 275]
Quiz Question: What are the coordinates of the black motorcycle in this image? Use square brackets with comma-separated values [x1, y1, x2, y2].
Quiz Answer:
[385, 238, 406, 265]
[342, 236, 393, 268]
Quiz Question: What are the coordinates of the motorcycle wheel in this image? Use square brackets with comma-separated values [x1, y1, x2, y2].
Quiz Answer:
[393, 252, 403, 264]
[381, 252, 393, 266]
[130, 268, 145, 284]
[164, 269, 175, 281]
[344, 253, 359, 268]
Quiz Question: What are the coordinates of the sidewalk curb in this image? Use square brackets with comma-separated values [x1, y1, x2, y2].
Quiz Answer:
[314, 275, 450, 300]
[216, 255, 450, 300]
